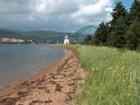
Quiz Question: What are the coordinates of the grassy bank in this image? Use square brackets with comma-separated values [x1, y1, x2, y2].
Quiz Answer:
[68, 45, 140, 105]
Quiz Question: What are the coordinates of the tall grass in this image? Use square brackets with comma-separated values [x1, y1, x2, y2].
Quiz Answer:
[69, 45, 140, 105]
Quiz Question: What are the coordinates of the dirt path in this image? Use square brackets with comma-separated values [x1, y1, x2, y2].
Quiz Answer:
[0, 49, 86, 105]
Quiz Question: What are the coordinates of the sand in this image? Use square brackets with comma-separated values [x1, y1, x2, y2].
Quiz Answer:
[0, 49, 86, 105]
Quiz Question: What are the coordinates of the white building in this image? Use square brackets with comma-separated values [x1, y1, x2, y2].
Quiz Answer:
[64, 35, 70, 44]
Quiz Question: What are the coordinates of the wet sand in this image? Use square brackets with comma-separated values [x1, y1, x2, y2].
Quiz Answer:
[0, 49, 86, 105]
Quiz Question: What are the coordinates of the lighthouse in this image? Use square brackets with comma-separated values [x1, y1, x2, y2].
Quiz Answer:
[64, 35, 70, 44]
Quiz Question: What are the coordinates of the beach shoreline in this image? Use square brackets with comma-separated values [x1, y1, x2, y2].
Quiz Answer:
[0, 49, 86, 105]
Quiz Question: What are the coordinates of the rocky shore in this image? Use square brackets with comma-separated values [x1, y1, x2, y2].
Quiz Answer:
[0, 49, 86, 105]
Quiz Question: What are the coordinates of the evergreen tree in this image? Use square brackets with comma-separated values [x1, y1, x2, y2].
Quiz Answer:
[126, 0, 140, 26]
[84, 35, 93, 44]
[126, 0, 140, 50]
[130, 0, 140, 22]
[107, 16, 127, 48]
[93, 22, 110, 46]
[126, 19, 140, 50]
[107, 2, 128, 48]
[111, 2, 127, 25]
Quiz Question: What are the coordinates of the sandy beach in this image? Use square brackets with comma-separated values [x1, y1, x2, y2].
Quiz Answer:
[0, 49, 86, 105]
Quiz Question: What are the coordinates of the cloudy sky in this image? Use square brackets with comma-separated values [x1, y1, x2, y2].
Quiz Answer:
[0, 0, 133, 32]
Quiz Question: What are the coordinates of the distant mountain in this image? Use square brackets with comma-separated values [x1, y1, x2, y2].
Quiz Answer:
[0, 29, 22, 37]
[75, 25, 96, 34]
[0, 28, 91, 44]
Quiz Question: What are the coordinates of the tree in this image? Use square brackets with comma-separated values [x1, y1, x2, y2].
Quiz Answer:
[111, 2, 127, 25]
[93, 22, 110, 46]
[107, 2, 128, 48]
[125, 0, 140, 50]
[107, 16, 127, 48]
[126, 19, 140, 50]
[130, 0, 140, 22]
[84, 35, 93, 44]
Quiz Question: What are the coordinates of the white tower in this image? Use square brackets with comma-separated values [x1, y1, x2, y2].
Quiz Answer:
[64, 35, 70, 44]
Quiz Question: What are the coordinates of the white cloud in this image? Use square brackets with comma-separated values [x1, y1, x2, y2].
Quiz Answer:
[106, 13, 112, 21]
[70, 0, 113, 27]
[105, 7, 113, 12]
[36, 3, 46, 13]
[0, 0, 114, 31]
[72, 0, 112, 16]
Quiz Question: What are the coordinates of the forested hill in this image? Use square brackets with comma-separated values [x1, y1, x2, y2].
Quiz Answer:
[0, 29, 86, 44]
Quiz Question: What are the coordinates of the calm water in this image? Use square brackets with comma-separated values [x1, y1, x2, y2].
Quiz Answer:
[0, 44, 65, 89]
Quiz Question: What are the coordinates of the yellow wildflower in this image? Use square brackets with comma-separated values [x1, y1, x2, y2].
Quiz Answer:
[127, 93, 131, 96]
[120, 66, 126, 71]
[128, 85, 132, 88]
[109, 66, 113, 71]
[91, 67, 95, 71]
[96, 67, 99, 71]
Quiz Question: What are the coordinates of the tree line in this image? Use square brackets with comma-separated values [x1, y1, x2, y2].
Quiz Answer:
[85, 0, 140, 50]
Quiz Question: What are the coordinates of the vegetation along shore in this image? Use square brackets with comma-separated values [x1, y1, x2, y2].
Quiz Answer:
[67, 45, 140, 105]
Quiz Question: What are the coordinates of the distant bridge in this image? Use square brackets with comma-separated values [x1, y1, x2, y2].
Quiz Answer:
[75, 25, 97, 35]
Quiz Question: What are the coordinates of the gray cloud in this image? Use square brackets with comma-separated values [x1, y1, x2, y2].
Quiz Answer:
[0, 0, 115, 32]
[0, 0, 32, 14]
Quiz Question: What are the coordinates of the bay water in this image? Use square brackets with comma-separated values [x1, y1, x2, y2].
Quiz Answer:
[0, 44, 65, 89]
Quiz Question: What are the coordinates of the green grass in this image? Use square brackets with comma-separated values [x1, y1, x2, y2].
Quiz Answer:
[67, 45, 140, 105]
